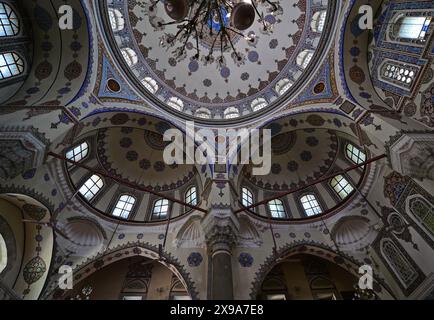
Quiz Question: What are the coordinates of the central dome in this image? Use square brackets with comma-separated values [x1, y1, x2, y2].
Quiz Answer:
[103, 0, 336, 121]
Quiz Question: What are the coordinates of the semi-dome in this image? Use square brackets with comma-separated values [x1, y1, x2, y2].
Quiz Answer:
[60, 219, 105, 256]
[64, 114, 202, 223]
[331, 216, 376, 250]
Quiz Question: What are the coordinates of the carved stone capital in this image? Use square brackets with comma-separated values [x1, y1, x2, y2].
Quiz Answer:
[201, 207, 239, 253]
[205, 225, 238, 252]
[0, 129, 48, 180]
[389, 133, 434, 180]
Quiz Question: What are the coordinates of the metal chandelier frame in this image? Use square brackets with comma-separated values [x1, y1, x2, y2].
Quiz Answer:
[150, 0, 280, 62]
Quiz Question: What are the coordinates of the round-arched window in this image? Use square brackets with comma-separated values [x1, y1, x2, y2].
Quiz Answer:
[141, 77, 159, 94]
[275, 78, 292, 96]
[108, 8, 125, 32]
[224, 107, 240, 119]
[195, 108, 211, 119]
[0, 3, 19, 37]
[0, 52, 24, 80]
[121, 48, 138, 67]
[311, 10, 327, 33]
[167, 97, 184, 111]
[251, 98, 268, 112]
[296, 49, 314, 69]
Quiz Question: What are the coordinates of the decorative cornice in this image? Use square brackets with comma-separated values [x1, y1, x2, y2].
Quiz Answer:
[0, 185, 55, 213]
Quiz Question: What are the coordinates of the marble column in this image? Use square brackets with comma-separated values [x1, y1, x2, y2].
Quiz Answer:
[202, 206, 239, 300]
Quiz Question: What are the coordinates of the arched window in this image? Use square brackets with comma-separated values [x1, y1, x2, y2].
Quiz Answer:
[167, 97, 184, 111]
[346, 143, 366, 165]
[0, 52, 24, 80]
[113, 194, 136, 219]
[0, 3, 19, 37]
[195, 108, 211, 119]
[224, 107, 240, 119]
[251, 98, 268, 112]
[152, 199, 169, 220]
[66, 141, 89, 164]
[108, 8, 125, 32]
[310, 276, 339, 300]
[241, 187, 253, 207]
[311, 10, 327, 33]
[330, 175, 354, 200]
[169, 279, 191, 300]
[79, 175, 104, 200]
[0, 233, 6, 274]
[300, 194, 322, 217]
[268, 199, 286, 219]
[121, 48, 138, 67]
[381, 239, 418, 287]
[141, 77, 159, 94]
[409, 196, 434, 235]
[260, 274, 288, 300]
[296, 50, 314, 69]
[275, 78, 292, 96]
[397, 16, 431, 40]
[185, 186, 198, 207]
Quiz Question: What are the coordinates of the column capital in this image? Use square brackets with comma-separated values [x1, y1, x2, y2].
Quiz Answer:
[389, 133, 434, 180]
[0, 128, 48, 180]
[202, 206, 239, 253]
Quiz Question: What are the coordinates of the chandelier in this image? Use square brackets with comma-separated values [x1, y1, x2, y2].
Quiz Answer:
[151, 0, 281, 65]
[353, 284, 376, 300]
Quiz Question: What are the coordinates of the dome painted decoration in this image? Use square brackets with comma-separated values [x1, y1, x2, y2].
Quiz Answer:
[104, 0, 337, 120]
[22, 204, 48, 221]
[23, 256, 47, 285]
